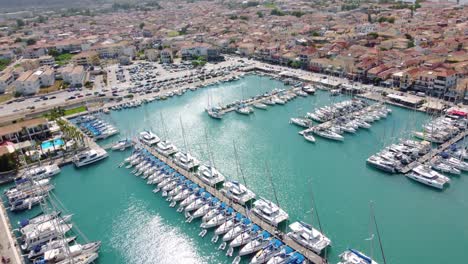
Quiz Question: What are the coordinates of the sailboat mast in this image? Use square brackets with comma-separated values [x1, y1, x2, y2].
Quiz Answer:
[233, 141, 248, 188]
[204, 128, 214, 168]
[179, 117, 189, 153]
[371, 202, 387, 264]
[265, 161, 281, 208]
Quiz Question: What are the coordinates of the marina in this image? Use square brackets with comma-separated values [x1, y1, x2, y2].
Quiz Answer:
[297, 100, 392, 143]
[125, 141, 326, 264]
[2, 75, 468, 264]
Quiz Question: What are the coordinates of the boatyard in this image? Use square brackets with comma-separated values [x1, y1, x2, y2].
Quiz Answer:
[2, 74, 468, 264]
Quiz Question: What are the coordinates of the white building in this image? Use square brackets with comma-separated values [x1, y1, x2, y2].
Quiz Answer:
[62, 65, 85, 87]
[0, 71, 14, 94]
[14, 67, 55, 95]
[15, 71, 40, 95]
[354, 23, 377, 35]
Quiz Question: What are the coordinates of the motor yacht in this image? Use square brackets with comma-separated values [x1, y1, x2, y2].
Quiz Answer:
[20, 165, 61, 181]
[73, 149, 108, 168]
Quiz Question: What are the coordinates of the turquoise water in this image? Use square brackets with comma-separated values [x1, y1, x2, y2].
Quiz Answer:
[4, 75, 468, 264]
[40, 138, 65, 150]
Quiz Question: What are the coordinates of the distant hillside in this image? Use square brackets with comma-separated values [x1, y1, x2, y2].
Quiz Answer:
[0, 0, 103, 11]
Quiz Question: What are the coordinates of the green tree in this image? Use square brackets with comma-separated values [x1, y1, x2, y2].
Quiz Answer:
[26, 39, 36, 46]
[139, 22, 145, 29]
[256, 11, 264, 18]
[14, 37, 22, 43]
[271, 8, 285, 16]
[16, 19, 25, 27]
[48, 48, 60, 57]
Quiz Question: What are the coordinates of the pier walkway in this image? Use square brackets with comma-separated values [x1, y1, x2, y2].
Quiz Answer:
[400, 130, 468, 173]
[298, 102, 380, 135]
[215, 87, 299, 116]
[0, 197, 24, 264]
[139, 144, 326, 264]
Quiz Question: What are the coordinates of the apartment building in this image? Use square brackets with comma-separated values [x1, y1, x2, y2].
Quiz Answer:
[61, 65, 85, 87]
[14, 67, 55, 95]
[38, 55, 55, 67]
[160, 49, 173, 63]
[0, 70, 14, 93]
[71, 51, 99, 66]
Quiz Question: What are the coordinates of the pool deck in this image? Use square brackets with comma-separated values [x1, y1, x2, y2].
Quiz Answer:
[0, 197, 24, 264]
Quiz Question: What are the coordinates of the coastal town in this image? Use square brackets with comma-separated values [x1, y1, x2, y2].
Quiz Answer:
[0, 1, 467, 264]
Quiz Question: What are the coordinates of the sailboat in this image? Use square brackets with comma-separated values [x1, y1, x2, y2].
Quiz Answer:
[338, 202, 386, 264]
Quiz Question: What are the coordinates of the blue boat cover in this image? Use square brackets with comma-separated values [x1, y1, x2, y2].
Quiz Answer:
[19, 219, 29, 227]
[349, 249, 372, 264]
[272, 239, 283, 248]
[227, 207, 234, 214]
[235, 213, 242, 220]
[242, 218, 251, 225]
[251, 224, 260, 232]
[283, 246, 293, 254]
[261, 230, 271, 239]
[287, 252, 305, 264]
[211, 198, 219, 204]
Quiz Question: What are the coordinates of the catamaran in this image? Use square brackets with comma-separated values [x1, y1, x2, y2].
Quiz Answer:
[287, 221, 330, 254]
[220, 180, 256, 205]
[139, 130, 160, 146]
[251, 198, 289, 227]
[155, 140, 178, 157]
[195, 164, 225, 186]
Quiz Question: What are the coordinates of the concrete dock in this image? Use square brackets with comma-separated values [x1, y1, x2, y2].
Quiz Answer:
[138, 144, 326, 264]
[298, 102, 381, 135]
[400, 130, 468, 174]
[0, 197, 24, 264]
[214, 87, 302, 116]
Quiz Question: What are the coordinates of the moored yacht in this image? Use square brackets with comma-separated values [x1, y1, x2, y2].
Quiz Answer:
[111, 139, 133, 151]
[195, 164, 225, 186]
[173, 152, 200, 171]
[338, 249, 378, 264]
[251, 198, 289, 227]
[73, 149, 108, 167]
[220, 180, 256, 205]
[287, 221, 331, 254]
[155, 140, 178, 157]
[250, 239, 284, 264]
[20, 165, 61, 181]
[139, 130, 160, 146]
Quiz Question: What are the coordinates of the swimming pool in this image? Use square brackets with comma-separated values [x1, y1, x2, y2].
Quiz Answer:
[41, 138, 65, 150]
